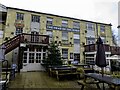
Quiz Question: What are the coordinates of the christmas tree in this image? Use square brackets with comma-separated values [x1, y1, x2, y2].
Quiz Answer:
[43, 42, 62, 66]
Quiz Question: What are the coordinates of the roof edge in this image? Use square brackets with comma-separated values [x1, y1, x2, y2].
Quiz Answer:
[7, 6, 112, 26]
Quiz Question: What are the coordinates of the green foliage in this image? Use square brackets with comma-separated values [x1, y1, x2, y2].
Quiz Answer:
[43, 42, 62, 66]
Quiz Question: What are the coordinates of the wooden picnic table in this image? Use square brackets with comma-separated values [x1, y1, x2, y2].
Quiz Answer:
[83, 73, 120, 90]
[48, 65, 80, 80]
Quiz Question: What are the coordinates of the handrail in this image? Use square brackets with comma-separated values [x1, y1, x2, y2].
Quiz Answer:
[84, 44, 120, 55]
[0, 33, 49, 54]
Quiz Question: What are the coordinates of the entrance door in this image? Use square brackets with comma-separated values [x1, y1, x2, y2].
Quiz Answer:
[22, 47, 46, 71]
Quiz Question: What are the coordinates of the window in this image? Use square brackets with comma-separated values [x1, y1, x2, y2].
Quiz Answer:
[74, 39, 80, 44]
[31, 15, 40, 23]
[62, 20, 68, 27]
[62, 31, 68, 40]
[29, 53, 34, 63]
[86, 22, 94, 31]
[62, 49, 68, 59]
[16, 12, 24, 20]
[0, 31, 3, 38]
[100, 25, 105, 33]
[73, 21, 80, 29]
[74, 34, 80, 44]
[74, 34, 80, 39]
[101, 36, 106, 43]
[46, 31, 53, 38]
[23, 53, 27, 63]
[31, 31, 39, 42]
[36, 53, 41, 63]
[46, 17, 53, 25]
[15, 28, 23, 35]
[86, 37, 95, 45]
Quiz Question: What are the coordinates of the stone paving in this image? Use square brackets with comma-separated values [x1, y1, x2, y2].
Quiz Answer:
[8, 72, 109, 90]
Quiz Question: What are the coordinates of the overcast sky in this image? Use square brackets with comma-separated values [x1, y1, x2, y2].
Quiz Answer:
[0, 0, 119, 36]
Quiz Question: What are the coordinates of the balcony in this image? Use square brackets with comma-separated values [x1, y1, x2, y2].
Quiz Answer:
[21, 33, 49, 44]
[84, 44, 120, 55]
[3, 33, 49, 54]
[110, 46, 120, 55]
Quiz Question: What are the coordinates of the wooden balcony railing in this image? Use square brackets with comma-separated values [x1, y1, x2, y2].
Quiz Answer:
[21, 33, 49, 44]
[110, 46, 120, 55]
[84, 44, 120, 55]
[1, 33, 49, 54]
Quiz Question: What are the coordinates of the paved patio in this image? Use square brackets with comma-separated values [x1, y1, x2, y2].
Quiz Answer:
[8, 72, 109, 90]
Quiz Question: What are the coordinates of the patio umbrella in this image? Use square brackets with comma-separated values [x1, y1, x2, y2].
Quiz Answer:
[95, 37, 107, 90]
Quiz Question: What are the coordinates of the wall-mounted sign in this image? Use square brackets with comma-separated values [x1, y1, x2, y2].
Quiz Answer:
[14, 20, 24, 28]
[46, 25, 80, 32]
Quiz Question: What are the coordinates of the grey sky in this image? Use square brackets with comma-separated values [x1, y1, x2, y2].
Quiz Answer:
[0, 0, 119, 35]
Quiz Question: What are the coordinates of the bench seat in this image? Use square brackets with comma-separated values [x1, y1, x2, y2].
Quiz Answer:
[77, 80, 100, 90]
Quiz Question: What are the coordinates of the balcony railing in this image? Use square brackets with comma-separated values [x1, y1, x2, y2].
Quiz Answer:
[21, 33, 49, 44]
[2, 33, 49, 54]
[110, 46, 120, 55]
[84, 44, 120, 55]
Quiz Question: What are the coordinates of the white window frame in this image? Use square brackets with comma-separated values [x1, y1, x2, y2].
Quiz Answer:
[101, 36, 106, 43]
[46, 31, 53, 38]
[62, 49, 68, 59]
[100, 25, 105, 33]
[46, 17, 53, 25]
[86, 37, 95, 45]
[31, 15, 40, 23]
[62, 31, 68, 40]
[73, 21, 80, 29]
[86, 22, 94, 31]
[16, 12, 24, 20]
[15, 28, 23, 35]
[62, 20, 68, 27]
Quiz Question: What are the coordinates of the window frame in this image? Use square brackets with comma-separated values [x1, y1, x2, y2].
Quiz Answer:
[15, 27, 23, 35]
[62, 49, 68, 59]
[86, 37, 95, 45]
[46, 17, 53, 25]
[86, 22, 94, 31]
[62, 20, 68, 27]
[62, 31, 68, 40]
[16, 12, 24, 20]
[73, 21, 80, 29]
[31, 15, 40, 23]
[100, 25, 105, 33]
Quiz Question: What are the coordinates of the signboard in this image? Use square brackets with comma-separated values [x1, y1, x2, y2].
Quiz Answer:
[14, 20, 24, 28]
[46, 25, 80, 32]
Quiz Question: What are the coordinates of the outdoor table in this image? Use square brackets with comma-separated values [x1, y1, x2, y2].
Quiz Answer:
[49, 66, 79, 80]
[84, 73, 120, 90]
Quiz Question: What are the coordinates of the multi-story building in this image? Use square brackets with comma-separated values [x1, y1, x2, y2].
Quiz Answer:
[0, 4, 119, 72]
